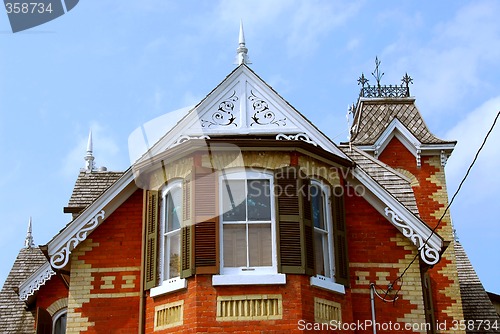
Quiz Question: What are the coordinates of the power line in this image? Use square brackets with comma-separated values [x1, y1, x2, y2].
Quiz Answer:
[390, 110, 500, 300]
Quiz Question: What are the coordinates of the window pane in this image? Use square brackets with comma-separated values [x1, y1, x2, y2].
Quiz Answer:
[166, 187, 182, 232]
[165, 232, 180, 279]
[54, 312, 67, 334]
[223, 224, 246, 267]
[314, 231, 331, 277]
[248, 223, 272, 266]
[247, 180, 271, 221]
[222, 180, 246, 221]
[311, 185, 325, 229]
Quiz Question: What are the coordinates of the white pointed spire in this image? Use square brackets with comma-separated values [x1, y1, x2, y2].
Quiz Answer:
[235, 20, 251, 65]
[84, 129, 95, 172]
[24, 217, 34, 248]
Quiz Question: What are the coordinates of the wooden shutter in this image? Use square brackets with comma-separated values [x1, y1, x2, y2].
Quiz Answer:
[421, 271, 436, 333]
[36, 307, 52, 334]
[331, 185, 349, 286]
[181, 172, 194, 278]
[144, 190, 159, 290]
[193, 166, 219, 274]
[276, 166, 314, 274]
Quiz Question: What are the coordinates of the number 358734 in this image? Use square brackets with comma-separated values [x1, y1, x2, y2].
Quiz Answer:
[5, 2, 53, 14]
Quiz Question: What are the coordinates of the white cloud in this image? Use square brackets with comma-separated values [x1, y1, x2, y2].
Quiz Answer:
[61, 122, 121, 177]
[445, 96, 500, 202]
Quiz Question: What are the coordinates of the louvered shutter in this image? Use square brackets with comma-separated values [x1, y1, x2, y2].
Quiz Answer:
[276, 166, 314, 274]
[331, 185, 349, 286]
[193, 166, 219, 274]
[144, 190, 159, 290]
[36, 307, 52, 334]
[181, 172, 194, 278]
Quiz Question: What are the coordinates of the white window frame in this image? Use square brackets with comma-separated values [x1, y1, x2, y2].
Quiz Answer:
[52, 308, 67, 334]
[213, 168, 285, 286]
[151, 180, 186, 297]
[309, 180, 345, 294]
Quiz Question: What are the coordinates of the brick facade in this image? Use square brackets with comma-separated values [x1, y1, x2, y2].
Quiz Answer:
[379, 136, 465, 333]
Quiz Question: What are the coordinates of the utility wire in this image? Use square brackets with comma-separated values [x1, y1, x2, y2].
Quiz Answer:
[390, 110, 500, 301]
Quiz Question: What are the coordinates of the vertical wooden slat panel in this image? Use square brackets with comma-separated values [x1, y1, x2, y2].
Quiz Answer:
[332, 185, 349, 286]
[144, 190, 158, 290]
[181, 172, 194, 278]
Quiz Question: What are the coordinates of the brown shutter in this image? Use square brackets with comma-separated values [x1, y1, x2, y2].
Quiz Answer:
[331, 185, 349, 286]
[275, 166, 314, 274]
[36, 307, 52, 334]
[144, 190, 159, 290]
[181, 172, 194, 278]
[193, 166, 219, 274]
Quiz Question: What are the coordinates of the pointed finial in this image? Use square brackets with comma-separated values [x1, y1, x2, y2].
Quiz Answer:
[372, 56, 384, 87]
[235, 20, 251, 65]
[25, 217, 34, 248]
[84, 129, 95, 172]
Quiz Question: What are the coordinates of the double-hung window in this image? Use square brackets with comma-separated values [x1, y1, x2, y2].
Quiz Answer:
[310, 180, 345, 293]
[217, 169, 282, 283]
[151, 180, 186, 296]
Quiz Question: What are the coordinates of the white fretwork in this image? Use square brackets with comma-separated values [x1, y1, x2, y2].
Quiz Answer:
[19, 263, 55, 301]
[384, 207, 440, 265]
[276, 133, 317, 146]
[50, 210, 105, 269]
[170, 135, 211, 148]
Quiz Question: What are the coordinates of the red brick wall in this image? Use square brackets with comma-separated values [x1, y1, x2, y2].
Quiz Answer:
[345, 186, 424, 333]
[70, 189, 143, 333]
[379, 136, 463, 330]
[36, 275, 68, 311]
[145, 275, 353, 333]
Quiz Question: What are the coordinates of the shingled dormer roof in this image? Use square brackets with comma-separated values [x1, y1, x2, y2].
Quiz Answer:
[0, 247, 46, 333]
[455, 242, 500, 333]
[340, 145, 419, 216]
[64, 171, 124, 216]
[350, 98, 455, 146]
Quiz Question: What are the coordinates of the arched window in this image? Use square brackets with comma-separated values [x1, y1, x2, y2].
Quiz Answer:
[52, 309, 67, 334]
[160, 181, 182, 282]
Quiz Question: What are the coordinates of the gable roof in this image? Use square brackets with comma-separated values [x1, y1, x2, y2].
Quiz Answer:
[133, 64, 350, 166]
[0, 247, 46, 333]
[350, 98, 456, 146]
[455, 242, 500, 333]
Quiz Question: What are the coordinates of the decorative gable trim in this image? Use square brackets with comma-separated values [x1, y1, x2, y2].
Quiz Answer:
[356, 118, 455, 167]
[46, 171, 137, 265]
[19, 262, 55, 301]
[134, 65, 349, 167]
[384, 207, 440, 265]
[349, 166, 443, 262]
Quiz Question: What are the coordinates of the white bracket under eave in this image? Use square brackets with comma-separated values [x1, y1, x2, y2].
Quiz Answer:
[440, 150, 449, 167]
[416, 147, 422, 167]
[384, 207, 440, 265]
[49, 210, 106, 269]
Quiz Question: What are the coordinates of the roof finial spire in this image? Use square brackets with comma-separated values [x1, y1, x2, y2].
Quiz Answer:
[24, 216, 34, 248]
[235, 20, 251, 65]
[84, 129, 95, 173]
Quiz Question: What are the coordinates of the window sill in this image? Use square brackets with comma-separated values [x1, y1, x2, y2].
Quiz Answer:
[310, 276, 345, 294]
[212, 274, 286, 286]
[150, 278, 187, 297]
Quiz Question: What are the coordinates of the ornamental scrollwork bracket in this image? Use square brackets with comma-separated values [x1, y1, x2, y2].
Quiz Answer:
[248, 90, 286, 126]
[201, 90, 238, 128]
[384, 207, 440, 265]
[50, 210, 105, 269]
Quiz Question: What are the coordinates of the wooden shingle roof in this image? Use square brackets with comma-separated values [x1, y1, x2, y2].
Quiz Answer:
[66, 171, 124, 210]
[340, 145, 419, 216]
[0, 247, 46, 333]
[455, 242, 500, 333]
[350, 99, 455, 146]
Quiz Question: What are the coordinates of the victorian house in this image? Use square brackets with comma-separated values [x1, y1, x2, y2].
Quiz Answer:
[1, 25, 498, 333]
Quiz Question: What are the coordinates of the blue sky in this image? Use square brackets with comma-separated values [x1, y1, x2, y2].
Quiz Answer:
[0, 0, 499, 294]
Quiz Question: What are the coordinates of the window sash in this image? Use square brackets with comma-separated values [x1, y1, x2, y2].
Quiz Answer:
[220, 170, 276, 274]
[160, 182, 182, 283]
